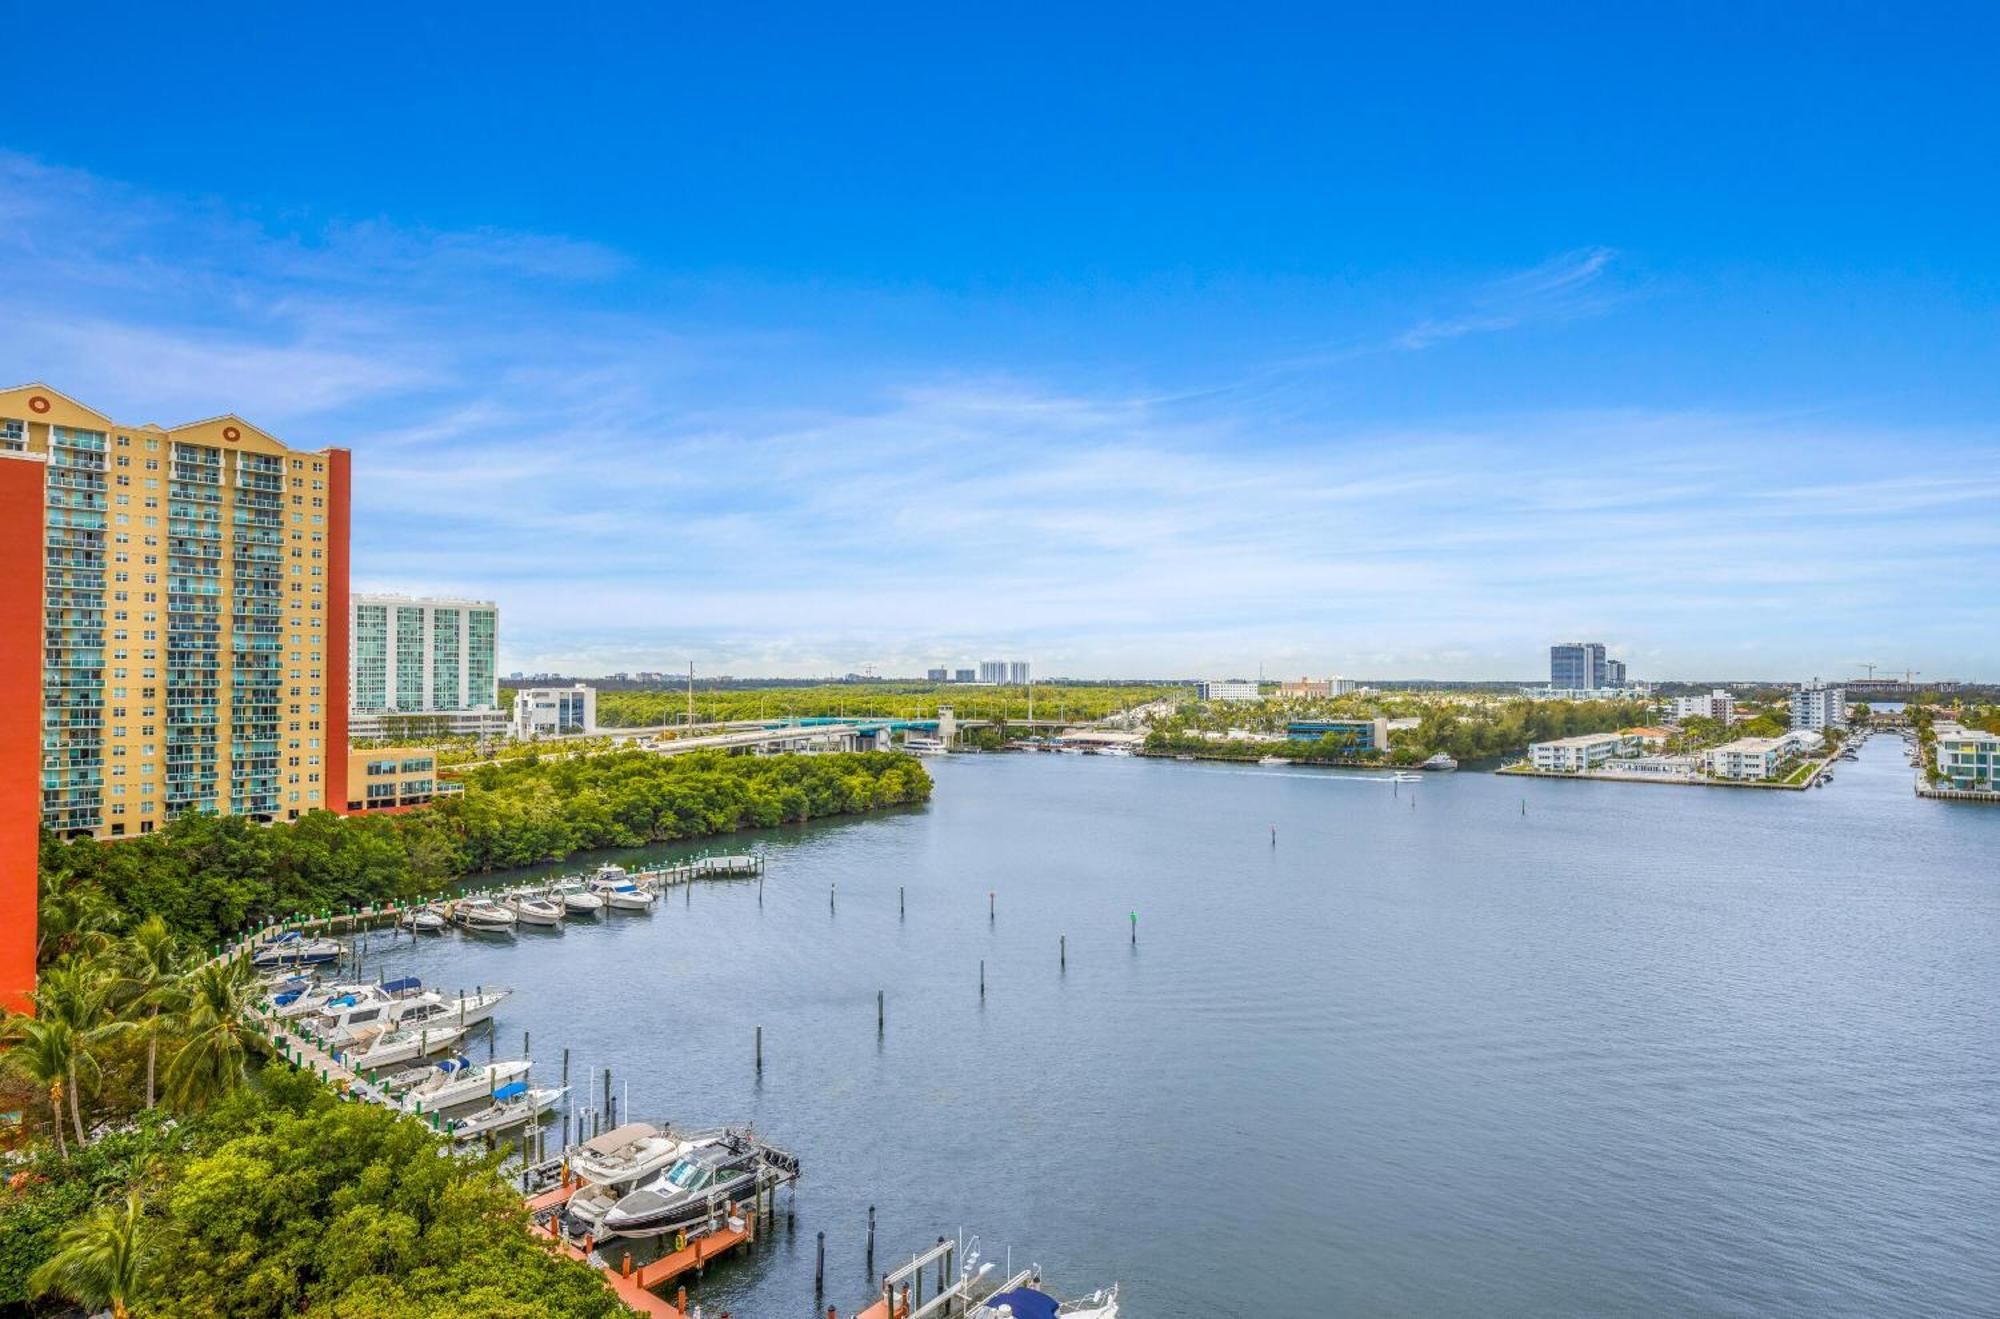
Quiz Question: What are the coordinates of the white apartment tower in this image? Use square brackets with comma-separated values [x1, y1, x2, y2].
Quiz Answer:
[350, 594, 507, 738]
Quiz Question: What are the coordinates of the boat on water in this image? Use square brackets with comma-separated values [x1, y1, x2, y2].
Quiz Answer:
[346, 1022, 470, 1071]
[270, 976, 418, 1019]
[1420, 752, 1459, 771]
[561, 1122, 708, 1231]
[975, 1281, 1120, 1319]
[318, 987, 450, 1041]
[384, 987, 511, 1036]
[394, 1057, 534, 1113]
[398, 905, 448, 933]
[1257, 756, 1288, 766]
[252, 931, 343, 969]
[1390, 771, 1423, 783]
[903, 736, 949, 756]
[503, 892, 565, 926]
[588, 866, 656, 911]
[447, 1083, 568, 1142]
[449, 897, 518, 932]
[599, 1131, 800, 1238]
[547, 878, 605, 916]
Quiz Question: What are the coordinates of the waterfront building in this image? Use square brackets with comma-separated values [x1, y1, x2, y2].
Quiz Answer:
[926, 667, 948, 682]
[1197, 678, 1261, 703]
[1620, 726, 1673, 747]
[1278, 675, 1362, 698]
[1, 448, 45, 1011]
[349, 593, 507, 739]
[512, 683, 597, 738]
[344, 747, 449, 812]
[1932, 722, 1999, 789]
[1789, 681, 1848, 731]
[1704, 730, 1823, 781]
[1550, 641, 1608, 690]
[1286, 718, 1391, 752]
[1668, 690, 1738, 724]
[1528, 732, 1632, 772]
[2, 383, 351, 841]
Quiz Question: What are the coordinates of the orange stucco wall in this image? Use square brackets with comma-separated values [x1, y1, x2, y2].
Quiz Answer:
[0, 454, 47, 1014]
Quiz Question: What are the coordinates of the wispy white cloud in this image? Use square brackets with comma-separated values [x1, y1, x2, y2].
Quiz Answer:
[1, 155, 1994, 680]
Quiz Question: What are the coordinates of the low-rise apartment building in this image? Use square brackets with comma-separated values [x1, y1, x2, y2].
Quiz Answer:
[1667, 690, 1737, 724]
[512, 684, 597, 738]
[344, 747, 443, 812]
[1529, 732, 1633, 772]
[1933, 722, 1999, 789]
[1703, 729, 1824, 781]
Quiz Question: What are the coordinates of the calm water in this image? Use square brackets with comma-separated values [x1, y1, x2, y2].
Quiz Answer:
[362, 735, 2000, 1317]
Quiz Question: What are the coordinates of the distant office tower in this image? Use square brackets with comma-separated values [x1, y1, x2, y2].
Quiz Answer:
[1789, 681, 1848, 731]
[3, 383, 350, 840]
[1550, 642, 1608, 690]
[349, 594, 507, 738]
[512, 684, 598, 738]
[1605, 658, 1627, 687]
[953, 668, 975, 684]
[1007, 660, 1031, 684]
[926, 667, 949, 682]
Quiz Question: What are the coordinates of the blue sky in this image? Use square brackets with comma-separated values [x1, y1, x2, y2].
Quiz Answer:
[4, 4, 1997, 679]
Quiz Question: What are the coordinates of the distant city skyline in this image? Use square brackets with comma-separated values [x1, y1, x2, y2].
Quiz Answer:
[3, 11, 1996, 680]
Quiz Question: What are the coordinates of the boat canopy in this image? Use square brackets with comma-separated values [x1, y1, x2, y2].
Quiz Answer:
[584, 1121, 657, 1154]
[984, 1289, 1059, 1319]
[382, 976, 420, 995]
[435, 1056, 472, 1073]
[492, 1081, 528, 1102]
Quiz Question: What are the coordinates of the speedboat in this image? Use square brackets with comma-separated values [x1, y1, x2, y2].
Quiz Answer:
[549, 878, 605, 916]
[252, 931, 342, 969]
[1420, 752, 1459, 771]
[318, 987, 446, 1043]
[398, 905, 448, 933]
[346, 1022, 469, 1072]
[270, 977, 416, 1019]
[599, 1132, 794, 1238]
[975, 1281, 1120, 1319]
[395, 1057, 534, 1113]
[1257, 756, 1288, 765]
[561, 1123, 708, 1232]
[588, 866, 656, 911]
[447, 1083, 568, 1143]
[449, 897, 518, 932]
[503, 892, 565, 926]
[1391, 771, 1423, 783]
[386, 987, 511, 1036]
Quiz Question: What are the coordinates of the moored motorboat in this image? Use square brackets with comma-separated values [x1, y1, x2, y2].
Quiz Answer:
[447, 1083, 568, 1142]
[975, 1281, 1120, 1318]
[503, 892, 565, 926]
[398, 905, 448, 933]
[346, 1022, 469, 1071]
[599, 1131, 798, 1238]
[549, 878, 605, 915]
[588, 866, 656, 911]
[252, 931, 343, 969]
[449, 897, 518, 932]
[270, 977, 419, 1019]
[560, 1122, 708, 1232]
[1420, 752, 1459, 771]
[395, 1057, 534, 1113]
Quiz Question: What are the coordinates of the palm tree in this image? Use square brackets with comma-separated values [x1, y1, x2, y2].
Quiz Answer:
[35, 870, 117, 967]
[164, 958, 265, 1110]
[29, 1188, 154, 1319]
[32, 963, 125, 1147]
[0, 1013, 78, 1157]
[113, 916, 188, 1110]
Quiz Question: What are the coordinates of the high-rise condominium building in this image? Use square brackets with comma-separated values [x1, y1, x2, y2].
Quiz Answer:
[349, 594, 506, 738]
[1550, 641, 1608, 690]
[926, 667, 949, 682]
[980, 659, 1031, 684]
[2, 384, 351, 840]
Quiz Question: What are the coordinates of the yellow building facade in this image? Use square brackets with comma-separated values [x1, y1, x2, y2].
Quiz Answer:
[2, 383, 353, 839]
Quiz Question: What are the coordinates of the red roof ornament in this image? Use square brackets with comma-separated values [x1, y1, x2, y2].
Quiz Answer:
[28, 395, 50, 413]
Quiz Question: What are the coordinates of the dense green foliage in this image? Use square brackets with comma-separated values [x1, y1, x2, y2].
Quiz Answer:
[0, 1065, 630, 1318]
[40, 751, 931, 950]
[595, 682, 1175, 728]
[1145, 696, 1641, 763]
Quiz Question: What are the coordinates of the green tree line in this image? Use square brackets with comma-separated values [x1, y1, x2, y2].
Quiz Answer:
[594, 683, 1175, 728]
[43, 751, 932, 951]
